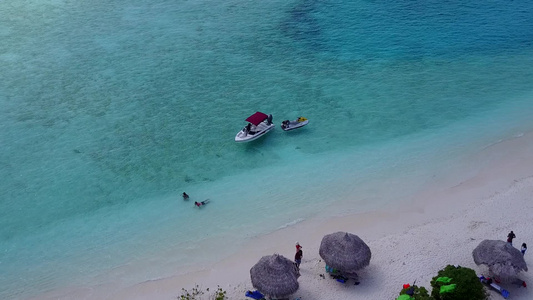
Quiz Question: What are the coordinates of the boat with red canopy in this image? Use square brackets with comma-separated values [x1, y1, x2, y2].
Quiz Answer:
[235, 112, 275, 142]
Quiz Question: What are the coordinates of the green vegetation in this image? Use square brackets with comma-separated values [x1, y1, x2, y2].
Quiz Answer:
[397, 285, 432, 300]
[178, 285, 228, 300]
[397, 265, 488, 300]
[213, 286, 227, 300]
[178, 284, 204, 300]
[429, 265, 487, 300]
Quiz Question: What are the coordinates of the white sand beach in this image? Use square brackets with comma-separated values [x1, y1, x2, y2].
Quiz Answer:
[32, 131, 533, 300]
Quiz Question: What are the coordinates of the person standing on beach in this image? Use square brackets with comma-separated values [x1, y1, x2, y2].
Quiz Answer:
[295, 248, 303, 270]
[507, 231, 516, 245]
[521, 243, 527, 255]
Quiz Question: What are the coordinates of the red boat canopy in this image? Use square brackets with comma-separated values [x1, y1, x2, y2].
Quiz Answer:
[245, 112, 268, 126]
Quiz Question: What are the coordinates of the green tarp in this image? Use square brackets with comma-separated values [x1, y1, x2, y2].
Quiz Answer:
[440, 284, 457, 294]
[397, 295, 414, 300]
[436, 277, 453, 284]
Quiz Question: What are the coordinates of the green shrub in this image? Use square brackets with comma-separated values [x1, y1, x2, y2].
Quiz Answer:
[429, 265, 487, 300]
[398, 285, 434, 300]
[178, 285, 228, 300]
[178, 284, 204, 300]
[213, 285, 227, 300]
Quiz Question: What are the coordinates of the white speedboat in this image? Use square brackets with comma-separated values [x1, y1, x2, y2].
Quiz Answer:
[281, 117, 309, 131]
[235, 112, 275, 143]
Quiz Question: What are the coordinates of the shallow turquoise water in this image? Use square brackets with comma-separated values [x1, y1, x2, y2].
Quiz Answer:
[1, 0, 533, 298]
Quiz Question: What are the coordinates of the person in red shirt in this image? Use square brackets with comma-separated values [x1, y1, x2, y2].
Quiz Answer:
[195, 199, 209, 208]
[296, 242, 302, 252]
[507, 231, 516, 245]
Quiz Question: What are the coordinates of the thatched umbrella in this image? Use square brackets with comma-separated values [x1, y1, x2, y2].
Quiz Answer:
[472, 239, 528, 281]
[250, 254, 299, 298]
[319, 231, 371, 272]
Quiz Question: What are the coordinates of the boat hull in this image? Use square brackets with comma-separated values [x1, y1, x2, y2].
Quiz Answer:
[281, 119, 309, 131]
[235, 123, 275, 142]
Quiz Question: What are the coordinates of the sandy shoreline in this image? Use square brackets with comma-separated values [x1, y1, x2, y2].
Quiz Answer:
[30, 130, 533, 300]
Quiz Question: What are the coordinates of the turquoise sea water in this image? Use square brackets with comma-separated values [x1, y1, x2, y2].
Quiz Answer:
[2, 0, 533, 298]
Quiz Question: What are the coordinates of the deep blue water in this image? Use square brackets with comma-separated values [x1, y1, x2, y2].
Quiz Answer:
[284, 0, 533, 58]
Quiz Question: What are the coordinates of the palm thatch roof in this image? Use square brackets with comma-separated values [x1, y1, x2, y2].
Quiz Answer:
[250, 254, 299, 298]
[472, 239, 528, 281]
[319, 231, 371, 272]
